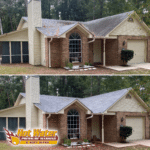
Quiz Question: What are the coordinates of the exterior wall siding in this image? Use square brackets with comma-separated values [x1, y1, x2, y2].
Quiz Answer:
[40, 33, 46, 66]
[110, 18, 148, 37]
[0, 105, 25, 117]
[21, 22, 28, 29]
[28, 0, 42, 65]
[26, 77, 40, 129]
[38, 109, 43, 129]
[19, 98, 26, 105]
[0, 29, 28, 41]
[108, 94, 147, 113]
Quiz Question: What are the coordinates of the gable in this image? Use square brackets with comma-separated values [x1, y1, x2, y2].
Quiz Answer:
[59, 24, 93, 38]
[58, 100, 91, 114]
[109, 17, 148, 37]
[108, 93, 147, 113]
[19, 97, 26, 105]
[0, 105, 25, 117]
[0, 29, 28, 41]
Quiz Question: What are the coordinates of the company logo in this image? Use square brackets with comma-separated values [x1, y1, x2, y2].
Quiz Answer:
[4, 128, 58, 146]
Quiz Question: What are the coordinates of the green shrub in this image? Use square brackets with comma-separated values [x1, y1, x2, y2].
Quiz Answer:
[120, 126, 132, 139]
[121, 50, 134, 63]
[68, 63, 73, 69]
[85, 62, 89, 65]
[64, 139, 71, 146]
[83, 139, 88, 142]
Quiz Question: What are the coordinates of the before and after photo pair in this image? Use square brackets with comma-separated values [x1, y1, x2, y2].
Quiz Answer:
[0, 0, 150, 150]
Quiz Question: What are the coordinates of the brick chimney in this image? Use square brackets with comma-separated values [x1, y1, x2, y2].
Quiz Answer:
[25, 76, 40, 129]
[28, 0, 42, 65]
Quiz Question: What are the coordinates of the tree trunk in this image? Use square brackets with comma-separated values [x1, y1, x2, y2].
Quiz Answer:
[99, 0, 104, 18]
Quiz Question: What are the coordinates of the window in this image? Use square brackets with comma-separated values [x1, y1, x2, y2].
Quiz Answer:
[67, 109, 80, 139]
[69, 32, 82, 63]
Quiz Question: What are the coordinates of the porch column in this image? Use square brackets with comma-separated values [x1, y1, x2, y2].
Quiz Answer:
[102, 114, 104, 143]
[21, 42, 23, 63]
[103, 38, 106, 66]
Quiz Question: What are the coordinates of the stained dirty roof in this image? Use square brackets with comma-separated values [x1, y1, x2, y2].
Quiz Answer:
[22, 11, 134, 37]
[20, 88, 131, 114]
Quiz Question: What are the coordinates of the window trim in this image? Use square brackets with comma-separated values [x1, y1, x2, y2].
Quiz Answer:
[69, 32, 82, 63]
[67, 109, 80, 139]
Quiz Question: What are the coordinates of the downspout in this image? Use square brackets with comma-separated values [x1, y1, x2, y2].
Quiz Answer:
[88, 36, 95, 64]
[86, 113, 93, 140]
[102, 113, 104, 143]
[103, 38, 106, 66]
[49, 38, 53, 68]
[47, 114, 51, 129]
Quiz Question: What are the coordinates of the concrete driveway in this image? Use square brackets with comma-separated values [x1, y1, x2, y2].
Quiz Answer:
[105, 140, 150, 148]
[106, 63, 150, 71]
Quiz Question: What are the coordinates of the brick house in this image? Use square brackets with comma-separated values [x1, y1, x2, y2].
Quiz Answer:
[0, 76, 149, 144]
[0, 0, 150, 67]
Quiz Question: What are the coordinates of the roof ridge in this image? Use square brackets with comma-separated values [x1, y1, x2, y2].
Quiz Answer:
[84, 10, 134, 23]
[20, 88, 132, 99]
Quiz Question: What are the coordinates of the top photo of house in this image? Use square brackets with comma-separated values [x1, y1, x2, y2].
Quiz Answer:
[0, 0, 150, 75]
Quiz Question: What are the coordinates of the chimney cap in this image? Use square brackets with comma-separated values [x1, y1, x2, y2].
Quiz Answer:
[28, 0, 41, 4]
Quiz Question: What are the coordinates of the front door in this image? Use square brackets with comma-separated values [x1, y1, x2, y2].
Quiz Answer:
[93, 40, 102, 63]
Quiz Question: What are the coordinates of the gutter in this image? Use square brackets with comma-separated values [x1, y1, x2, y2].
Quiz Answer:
[49, 38, 53, 68]
[88, 36, 95, 43]
[47, 114, 51, 129]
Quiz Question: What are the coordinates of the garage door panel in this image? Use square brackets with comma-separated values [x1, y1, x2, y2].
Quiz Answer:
[8, 118, 18, 132]
[0, 117, 6, 140]
[127, 40, 146, 64]
[126, 117, 145, 141]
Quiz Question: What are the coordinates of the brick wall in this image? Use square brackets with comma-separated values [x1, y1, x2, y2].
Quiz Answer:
[116, 112, 149, 142]
[45, 38, 49, 67]
[49, 27, 90, 68]
[105, 39, 118, 66]
[47, 103, 87, 144]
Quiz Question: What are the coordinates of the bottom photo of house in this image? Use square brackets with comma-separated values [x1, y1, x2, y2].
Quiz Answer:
[0, 76, 150, 149]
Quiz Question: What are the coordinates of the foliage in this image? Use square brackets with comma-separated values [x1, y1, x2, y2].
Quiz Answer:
[85, 62, 89, 66]
[121, 50, 134, 63]
[120, 126, 132, 139]
[67, 63, 73, 69]
[0, 0, 150, 34]
[1, 76, 150, 110]
[63, 139, 71, 146]
[83, 139, 89, 142]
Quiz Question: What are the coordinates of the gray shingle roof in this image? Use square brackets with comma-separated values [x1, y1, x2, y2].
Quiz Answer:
[20, 88, 131, 114]
[22, 11, 134, 37]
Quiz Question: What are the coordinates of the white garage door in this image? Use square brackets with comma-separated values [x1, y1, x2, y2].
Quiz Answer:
[126, 117, 145, 141]
[127, 40, 147, 64]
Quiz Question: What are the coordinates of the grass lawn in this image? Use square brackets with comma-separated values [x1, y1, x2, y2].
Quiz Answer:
[0, 142, 150, 150]
[0, 64, 150, 75]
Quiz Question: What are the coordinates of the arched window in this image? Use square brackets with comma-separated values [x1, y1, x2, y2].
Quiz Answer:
[67, 109, 80, 139]
[69, 32, 82, 63]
